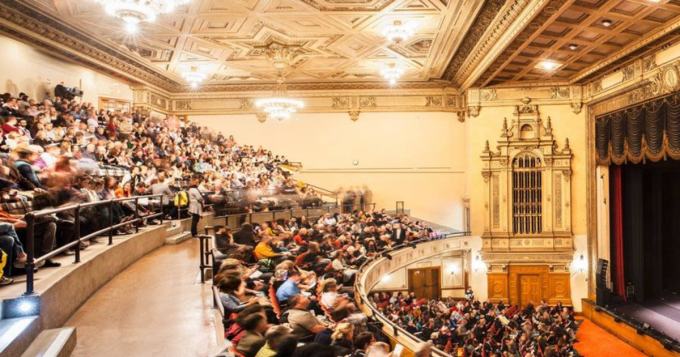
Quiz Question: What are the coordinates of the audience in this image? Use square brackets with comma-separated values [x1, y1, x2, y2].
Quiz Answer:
[0, 86, 359, 286]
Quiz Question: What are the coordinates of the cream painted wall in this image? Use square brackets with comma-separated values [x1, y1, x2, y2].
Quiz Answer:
[192, 112, 467, 229]
[0, 35, 133, 104]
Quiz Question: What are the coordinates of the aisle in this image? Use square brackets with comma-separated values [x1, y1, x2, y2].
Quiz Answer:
[65, 238, 217, 357]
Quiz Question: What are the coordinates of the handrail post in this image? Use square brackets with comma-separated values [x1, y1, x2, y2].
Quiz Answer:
[199, 235, 205, 283]
[159, 196, 164, 225]
[74, 206, 81, 263]
[24, 213, 35, 295]
[108, 199, 114, 245]
[134, 197, 140, 233]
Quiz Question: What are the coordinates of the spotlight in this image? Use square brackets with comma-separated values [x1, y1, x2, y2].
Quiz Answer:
[384, 253, 393, 260]
[595, 307, 603, 312]
[568, 44, 578, 50]
[2, 296, 40, 318]
[636, 328, 645, 335]
[665, 342, 673, 350]
[614, 317, 622, 323]
[602, 19, 612, 27]
[409, 242, 416, 249]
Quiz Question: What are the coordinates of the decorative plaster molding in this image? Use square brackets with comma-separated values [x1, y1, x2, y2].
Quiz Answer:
[443, 0, 506, 82]
[349, 111, 360, 122]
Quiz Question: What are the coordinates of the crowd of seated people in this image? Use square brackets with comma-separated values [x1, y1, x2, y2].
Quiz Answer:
[212, 209, 441, 357]
[0, 88, 326, 287]
[370, 290, 581, 357]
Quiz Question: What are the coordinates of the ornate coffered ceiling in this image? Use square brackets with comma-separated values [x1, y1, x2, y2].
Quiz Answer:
[476, 0, 680, 87]
[9, 0, 485, 91]
[2, 0, 680, 93]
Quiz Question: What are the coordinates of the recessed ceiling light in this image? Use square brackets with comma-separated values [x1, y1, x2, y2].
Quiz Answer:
[602, 19, 613, 27]
[536, 61, 561, 71]
[568, 44, 578, 50]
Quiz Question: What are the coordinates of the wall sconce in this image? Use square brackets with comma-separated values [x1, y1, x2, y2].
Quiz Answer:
[448, 265, 457, 275]
[574, 254, 587, 273]
[473, 255, 484, 272]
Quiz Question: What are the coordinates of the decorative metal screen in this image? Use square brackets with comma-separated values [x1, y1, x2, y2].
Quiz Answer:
[512, 153, 542, 234]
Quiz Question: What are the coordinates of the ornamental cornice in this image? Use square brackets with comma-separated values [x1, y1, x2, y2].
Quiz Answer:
[455, 0, 535, 89]
[132, 86, 465, 117]
[442, 0, 506, 82]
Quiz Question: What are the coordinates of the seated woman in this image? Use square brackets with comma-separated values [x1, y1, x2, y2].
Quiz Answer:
[216, 273, 269, 315]
[320, 279, 340, 311]
[330, 322, 354, 357]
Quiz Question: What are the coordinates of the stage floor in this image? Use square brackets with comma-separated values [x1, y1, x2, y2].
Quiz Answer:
[615, 292, 680, 341]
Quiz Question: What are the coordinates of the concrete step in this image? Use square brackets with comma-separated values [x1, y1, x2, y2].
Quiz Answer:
[0, 317, 37, 355]
[20, 327, 76, 357]
[165, 232, 192, 245]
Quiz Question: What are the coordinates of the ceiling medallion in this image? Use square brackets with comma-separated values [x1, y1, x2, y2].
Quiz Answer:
[256, 44, 304, 121]
[263, 43, 301, 71]
[380, 63, 405, 86]
[96, 0, 191, 32]
[382, 21, 415, 43]
[181, 66, 207, 88]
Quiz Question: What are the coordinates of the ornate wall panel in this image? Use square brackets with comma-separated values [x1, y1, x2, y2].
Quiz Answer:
[488, 273, 509, 303]
[479, 98, 574, 306]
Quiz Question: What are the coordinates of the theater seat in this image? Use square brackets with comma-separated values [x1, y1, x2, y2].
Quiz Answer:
[228, 345, 246, 357]
[268, 284, 281, 318]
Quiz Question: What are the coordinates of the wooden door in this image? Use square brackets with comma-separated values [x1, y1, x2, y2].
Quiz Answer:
[408, 267, 441, 300]
[519, 274, 541, 307]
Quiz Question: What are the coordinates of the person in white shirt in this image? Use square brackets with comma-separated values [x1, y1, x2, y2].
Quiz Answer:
[320, 280, 340, 310]
[40, 144, 60, 169]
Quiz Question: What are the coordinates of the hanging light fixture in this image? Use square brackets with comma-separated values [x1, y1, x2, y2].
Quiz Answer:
[381, 63, 405, 86]
[255, 43, 304, 121]
[382, 20, 414, 43]
[96, 0, 191, 32]
[181, 66, 207, 88]
[256, 76, 304, 121]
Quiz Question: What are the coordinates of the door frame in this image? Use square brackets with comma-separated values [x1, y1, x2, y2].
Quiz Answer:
[407, 266, 441, 299]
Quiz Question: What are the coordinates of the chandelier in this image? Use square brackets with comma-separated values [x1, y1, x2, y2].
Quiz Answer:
[182, 66, 207, 88]
[255, 43, 304, 121]
[256, 76, 304, 121]
[382, 21, 414, 43]
[96, 0, 190, 32]
[380, 63, 405, 86]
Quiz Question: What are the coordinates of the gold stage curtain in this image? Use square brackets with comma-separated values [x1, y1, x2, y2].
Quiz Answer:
[596, 93, 680, 164]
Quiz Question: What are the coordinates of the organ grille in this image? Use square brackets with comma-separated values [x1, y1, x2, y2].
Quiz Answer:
[512, 153, 542, 235]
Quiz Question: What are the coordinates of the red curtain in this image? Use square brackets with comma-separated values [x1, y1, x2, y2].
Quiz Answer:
[611, 165, 626, 300]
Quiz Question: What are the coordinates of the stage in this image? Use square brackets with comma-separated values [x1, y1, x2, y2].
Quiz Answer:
[582, 299, 680, 357]
[614, 292, 680, 342]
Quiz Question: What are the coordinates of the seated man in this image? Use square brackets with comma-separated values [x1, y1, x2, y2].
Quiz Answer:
[275, 270, 301, 303]
[0, 203, 60, 267]
[236, 313, 269, 357]
[286, 294, 328, 341]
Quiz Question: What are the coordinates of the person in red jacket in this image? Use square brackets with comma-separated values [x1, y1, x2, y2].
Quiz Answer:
[1, 116, 20, 137]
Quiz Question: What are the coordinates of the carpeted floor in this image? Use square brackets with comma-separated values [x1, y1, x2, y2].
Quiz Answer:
[574, 318, 647, 357]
